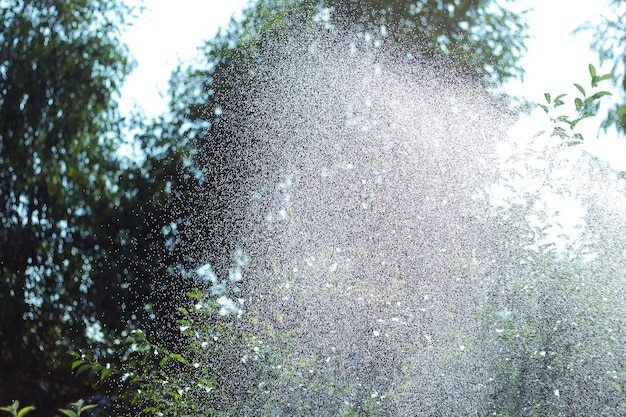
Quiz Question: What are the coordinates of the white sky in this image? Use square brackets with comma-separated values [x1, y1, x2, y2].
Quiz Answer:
[120, 0, 626, 169]
[120, 0, 248, 118]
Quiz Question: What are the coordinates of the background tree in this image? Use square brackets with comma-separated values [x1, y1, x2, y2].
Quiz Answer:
[324, 0, 528, 86]
[583, 0, 626, 133]
[0, 1, 198, 414]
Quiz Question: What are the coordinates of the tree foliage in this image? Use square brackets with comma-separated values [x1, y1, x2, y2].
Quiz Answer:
[17, 0, 625, 415]
[0, 0, 198, 413]
[324, 0, 528, 85]
[157, 0, 626, 410]
[582, 0, 626, 134]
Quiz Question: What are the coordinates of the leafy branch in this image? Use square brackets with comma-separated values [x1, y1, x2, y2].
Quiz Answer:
[539, 63, 613, 143]
[0, 400, 96, 417]
[0, 402, 35, 417]
[66, 289, 226, 415]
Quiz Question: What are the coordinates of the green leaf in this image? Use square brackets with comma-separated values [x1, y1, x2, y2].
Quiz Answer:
[169, 353, 187, 364]
[589, 91, 612, 101]
[75, 364, 92, 376]
[553, 93, 567, 107]
[17, 407, 35, 417]
[71, 360, 85, 370]
[573, 83, 586, 97]
[131, 329, 146, 339]
[78, 404, 98, 412]
[100, 368, 112, 382]
[598, 73, 613, 82]
[136, 342, 151, 352]
[574, 97, 583, 111]
[539, 104, 549, 113]
[4, 402, 19, 412]
[544, 92, 551, 104]
[589, 63, 597, 79]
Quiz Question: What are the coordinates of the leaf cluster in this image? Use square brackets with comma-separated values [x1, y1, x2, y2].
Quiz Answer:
[0, 400, 96, 417]
[538, 64, 612, 143]
[580, 0, 626, 133]
[0, 0, 202, 413]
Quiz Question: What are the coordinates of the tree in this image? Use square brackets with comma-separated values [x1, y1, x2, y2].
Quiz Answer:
[478, 70, 626, 415]
[157, 1, 626, 414]
[323, 0, 528, 86]
[0, 1, 195, 414]
[0, 0, 132, 410]
[173, 0, 528, 276]
[158, 0, 530, 412]
[583, 0, 626, 133]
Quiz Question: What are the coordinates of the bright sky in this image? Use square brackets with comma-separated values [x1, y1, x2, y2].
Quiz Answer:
[120, 0, 248, 118]
[120, 0, 626, 169]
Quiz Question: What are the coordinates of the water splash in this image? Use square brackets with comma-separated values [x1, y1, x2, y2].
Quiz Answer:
[185, 24, 626, 416]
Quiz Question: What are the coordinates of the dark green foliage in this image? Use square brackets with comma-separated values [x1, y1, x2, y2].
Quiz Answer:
[324, 0, 528, 85]
[0, 0, 199, 414]
[0, 0, 545, 414]
[0, 399, 96, 417]
[1, 0, 132, 410]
